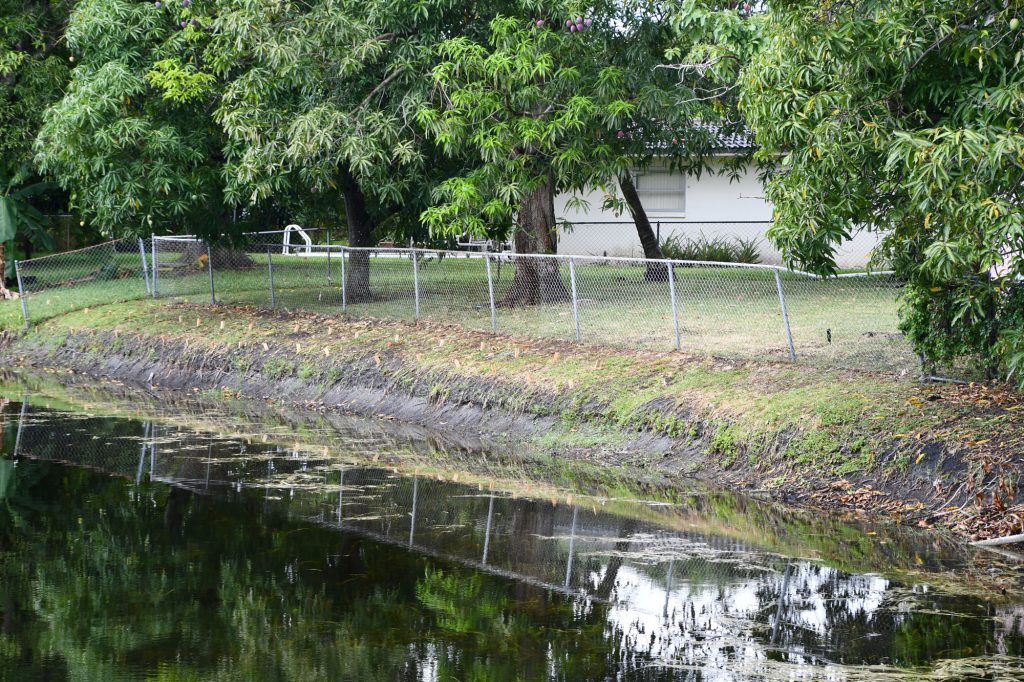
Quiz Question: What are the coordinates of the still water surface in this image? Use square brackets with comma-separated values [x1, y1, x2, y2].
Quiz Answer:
[1, 391, 1024, 681]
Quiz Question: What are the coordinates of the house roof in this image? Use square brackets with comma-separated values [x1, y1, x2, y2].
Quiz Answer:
[646, 121, 755, 155]
[701, 122, 755, 151]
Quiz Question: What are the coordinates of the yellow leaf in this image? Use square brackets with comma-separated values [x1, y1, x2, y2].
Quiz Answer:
[915, 453, 925, 464]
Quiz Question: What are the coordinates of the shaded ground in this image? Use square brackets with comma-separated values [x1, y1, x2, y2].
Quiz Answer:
[2, 298, 1023, 542]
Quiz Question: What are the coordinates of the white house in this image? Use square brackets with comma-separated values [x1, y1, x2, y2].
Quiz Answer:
[554, 142, 881, 268]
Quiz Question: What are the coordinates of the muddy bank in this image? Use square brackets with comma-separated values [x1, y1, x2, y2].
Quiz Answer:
[4, 300, 1024, 541]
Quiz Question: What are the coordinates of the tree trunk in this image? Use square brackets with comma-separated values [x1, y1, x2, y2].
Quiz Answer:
[619, 173, 669, 281]
[503, 172, 570, 306]
[0, 243, 15, 300]
[340, 171, 375, 303]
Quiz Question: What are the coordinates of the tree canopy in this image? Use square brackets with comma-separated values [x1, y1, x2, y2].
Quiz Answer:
[0, 0, 72, 293]
[741, 0, 1024, 377]
[34, 0, 228, 237]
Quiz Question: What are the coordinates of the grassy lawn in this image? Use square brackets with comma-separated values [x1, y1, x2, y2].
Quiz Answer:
[3, 248, 916, 373]
[1, 249, 149, 331]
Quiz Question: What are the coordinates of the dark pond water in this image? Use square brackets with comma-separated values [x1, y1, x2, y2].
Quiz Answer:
[1, 392, 1024, 681]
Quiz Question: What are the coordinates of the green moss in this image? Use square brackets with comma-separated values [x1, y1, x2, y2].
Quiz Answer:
[261, 358, 293, 381]
[709, 422, 741, 467]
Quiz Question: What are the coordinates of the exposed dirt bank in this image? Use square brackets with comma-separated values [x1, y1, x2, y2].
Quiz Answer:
[4, 299, 1024, 541]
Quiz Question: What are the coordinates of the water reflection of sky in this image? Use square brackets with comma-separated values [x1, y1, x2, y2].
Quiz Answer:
[4, 396, 1024, 680]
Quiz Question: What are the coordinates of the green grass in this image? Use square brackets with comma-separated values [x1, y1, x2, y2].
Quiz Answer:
[4, 249, 915, 373]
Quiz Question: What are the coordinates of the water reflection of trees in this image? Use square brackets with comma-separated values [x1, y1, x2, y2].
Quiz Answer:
[1, 401, 1023, 681]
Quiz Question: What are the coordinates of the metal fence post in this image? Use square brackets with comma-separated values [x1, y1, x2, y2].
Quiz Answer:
[485, 253, 497, 333]
[668, 261, 680, 351]
[14, 398, 27, 457]
[267, 247, 276, 309]
[569, 256, 581, 342]
[138, 238, 151, 295]
[774, 268, 797, 361]
[326, 228, 331, 281]
[14, 260, 29, 330]
[412, 248, 420, 320]
[207, 243, 216, 305]
[151, 236, 159, 298]
[340, 246, 347, 313]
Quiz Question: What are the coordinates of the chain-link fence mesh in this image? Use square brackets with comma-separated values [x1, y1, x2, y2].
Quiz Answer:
[11, 238, 151, 329]
[11, 232, 920, 375]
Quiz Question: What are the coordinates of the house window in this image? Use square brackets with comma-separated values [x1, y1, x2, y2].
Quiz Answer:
[634, 168, 685, 212]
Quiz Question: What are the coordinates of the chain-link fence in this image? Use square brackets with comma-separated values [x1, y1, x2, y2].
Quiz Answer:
[557, 221, 882, 270]
[11, 237, 151, 329]
[10, 232, 919, 375]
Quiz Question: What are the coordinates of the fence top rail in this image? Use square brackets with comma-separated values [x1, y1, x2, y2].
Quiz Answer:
[333, 244, 893, 279]
[144, 233, 894, 280]
[562, 220, 774, 225]
[16, 238, 123, 266]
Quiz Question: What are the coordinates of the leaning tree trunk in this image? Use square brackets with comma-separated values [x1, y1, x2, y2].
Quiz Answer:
[0, 243, 15, 300]
[618, 173, 669, 281]
[341, 172, 375, 303]
[503, 172, 570, 306]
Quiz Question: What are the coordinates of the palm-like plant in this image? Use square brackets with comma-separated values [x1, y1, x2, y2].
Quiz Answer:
[0, 166, 55, 299]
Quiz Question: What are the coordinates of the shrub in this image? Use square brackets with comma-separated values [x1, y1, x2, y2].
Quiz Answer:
[660, 233, 762, 264]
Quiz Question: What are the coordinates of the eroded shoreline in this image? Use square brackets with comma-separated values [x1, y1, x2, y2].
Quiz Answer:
[3, 299, 1024, 541]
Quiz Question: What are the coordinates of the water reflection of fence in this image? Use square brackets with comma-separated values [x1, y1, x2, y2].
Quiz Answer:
[10, 398, 1024, 671]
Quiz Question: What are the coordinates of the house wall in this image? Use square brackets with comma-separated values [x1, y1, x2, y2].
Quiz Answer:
[553, 159, 882, 268]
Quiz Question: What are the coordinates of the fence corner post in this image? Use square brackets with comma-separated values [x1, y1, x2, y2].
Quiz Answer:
[668, 261, 680, 351]
[326, 228, 332, 281]
[14, 260, 29, 331]
[151, 236, 159, 298]
[206, 243, 216, 305]
[485, 253, 497, 333]
[568, 256, 581, 342]
[774, 268, 797, 361]
[138, 237, 151, 295]
[267, 246, 276, 309]
[411, 247, 420, 320]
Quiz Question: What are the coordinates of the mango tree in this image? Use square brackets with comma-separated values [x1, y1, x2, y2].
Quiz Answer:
[419, 3, 756, 301]
[740, 0, 1024, 379]
[0, 0, 72, 296]
[208, 0, 496, 302]
[35, 0, 228, 239]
